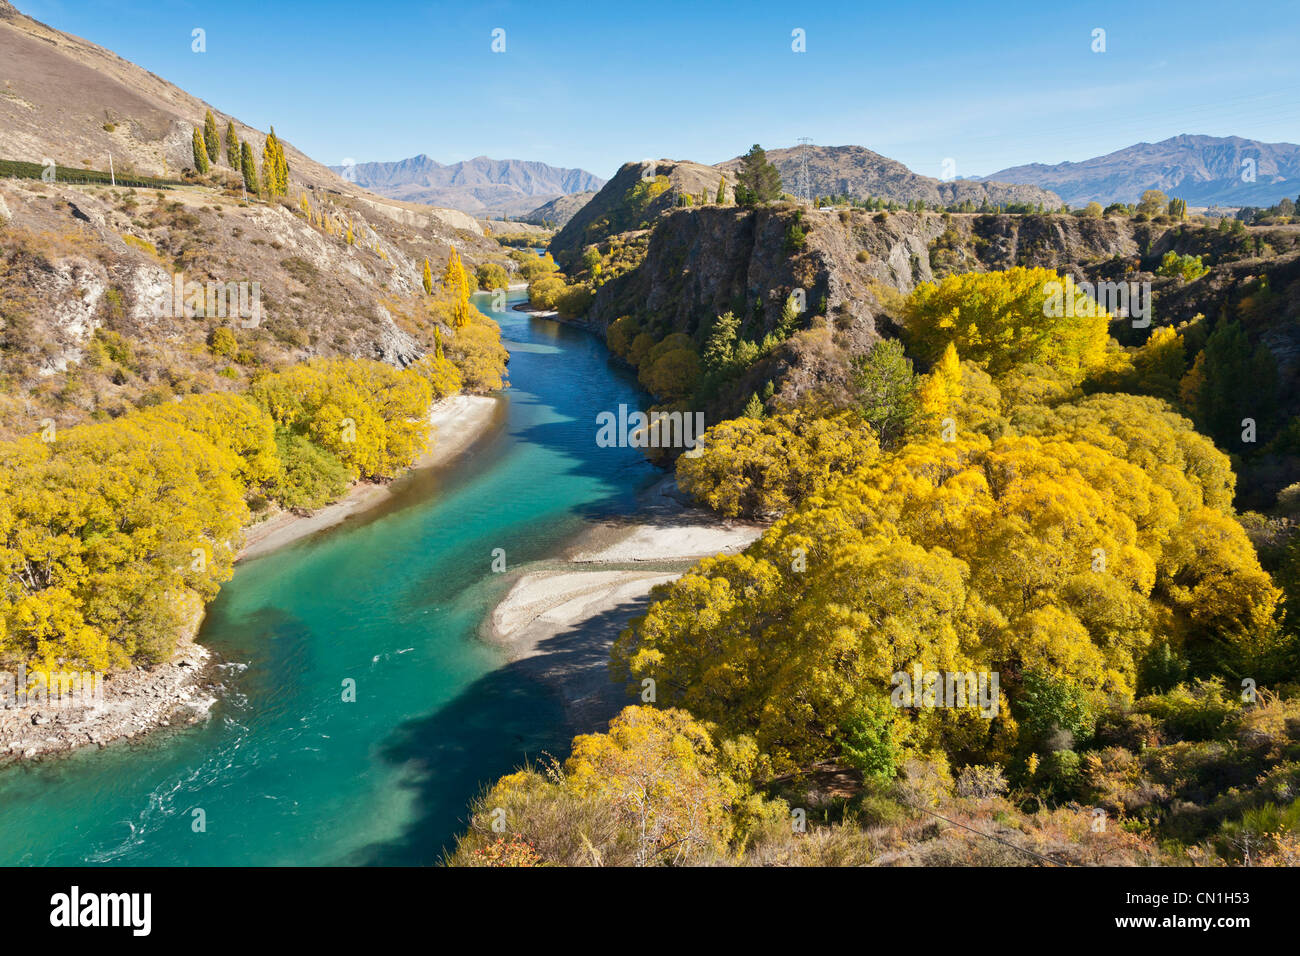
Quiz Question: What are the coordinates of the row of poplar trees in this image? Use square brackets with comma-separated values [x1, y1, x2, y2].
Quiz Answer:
[422, 249, 472, 327]
[191, 109, 289, 197]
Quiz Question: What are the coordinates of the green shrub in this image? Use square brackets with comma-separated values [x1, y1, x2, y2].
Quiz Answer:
[1157, 251, 1209, 281]
[269, 428, 350, 511]
[836, 697, 900, 784]
[1136, 681, 1237, 741]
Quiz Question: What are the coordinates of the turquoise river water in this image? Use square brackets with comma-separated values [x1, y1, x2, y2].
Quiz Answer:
[0, 290, 658, 865]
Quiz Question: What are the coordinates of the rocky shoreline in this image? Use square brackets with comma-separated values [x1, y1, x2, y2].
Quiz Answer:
[0, 635, 216, 764]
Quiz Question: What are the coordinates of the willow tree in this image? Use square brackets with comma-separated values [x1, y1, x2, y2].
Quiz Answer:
[901, 267, 1110, 381]
[0, 414, 248, 672]
[629, 426, 1279, 770]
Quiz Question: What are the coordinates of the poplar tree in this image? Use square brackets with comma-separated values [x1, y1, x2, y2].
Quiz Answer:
[261, 135, 275, 195]
[192, 128, 210, 174]
[716, 176, 726, 204]
[224, 120, 239, 167]
[423, 257, 433, 295]
[262, 129, 289, 197]
[203, 110, 220, 165]
[268, 126, 290, 195]
[443, 248, 471, 327]
[240, 140, 259, 194]
[277, 131, 289, 192]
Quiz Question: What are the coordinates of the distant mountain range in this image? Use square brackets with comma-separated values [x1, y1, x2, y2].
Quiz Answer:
[331, 134, 1300, 229]
[331, 155, 606, 219]
[718, 144, 1062, 208]
[983, 135, 1300, 208]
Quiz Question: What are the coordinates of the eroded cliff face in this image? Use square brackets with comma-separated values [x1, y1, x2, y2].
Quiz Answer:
[0, 177, 508, 439]
[582, 204, 1300, 422]
[551, 159, 734, 265]
[588, 207, 1162, 342]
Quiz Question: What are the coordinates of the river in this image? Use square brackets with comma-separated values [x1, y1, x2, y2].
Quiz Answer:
[0, 290, 658, 865]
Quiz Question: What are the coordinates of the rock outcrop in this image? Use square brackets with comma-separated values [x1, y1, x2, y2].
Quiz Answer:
[580, 203, 1300, 423]
[551, 159, 733, 264]
[522, 191, 597, 228]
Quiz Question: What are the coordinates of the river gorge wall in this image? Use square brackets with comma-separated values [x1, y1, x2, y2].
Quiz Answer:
[577, 204, 1300, 420]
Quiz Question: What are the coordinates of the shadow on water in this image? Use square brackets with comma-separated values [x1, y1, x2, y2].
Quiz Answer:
[351, 591, 658, 865]
[498, 318, 674, 523]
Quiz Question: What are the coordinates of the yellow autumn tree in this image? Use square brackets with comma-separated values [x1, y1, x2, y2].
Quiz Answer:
[902, 267, 1111, 382]
[443, 248, 471, 327]
[0, 417, 248, 673]
[565, 706, 739, 865]
[453, 705, 742, 866]
[443, 312, 508, 391]
[917, 341, 962, 420]
[136, 392, 280, 488]
[620, 425, 1279, 771]
[248, 358, 433, 480]
[677, 408, 879, 517]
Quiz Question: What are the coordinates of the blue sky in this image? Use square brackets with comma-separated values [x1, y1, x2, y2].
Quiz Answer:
[16, 0, 1300, 180]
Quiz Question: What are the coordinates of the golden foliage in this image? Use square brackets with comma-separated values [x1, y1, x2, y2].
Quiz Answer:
[902, 267, 1111, 382]
[0, 415, 247, 672]
[677, 408, 879, 517]
[628, 420, 1278, 770]
[248, 357, 433, 480]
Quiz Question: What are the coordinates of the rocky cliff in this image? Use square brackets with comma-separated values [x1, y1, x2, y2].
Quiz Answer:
[587, 207, 1157, 343]
[523, 191, 597, 228]
[581, 204, 1300, 421]
[550, 159, 732, 264]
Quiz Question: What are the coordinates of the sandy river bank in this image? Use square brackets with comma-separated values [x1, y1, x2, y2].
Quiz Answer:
[482, 475, 765, 733]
